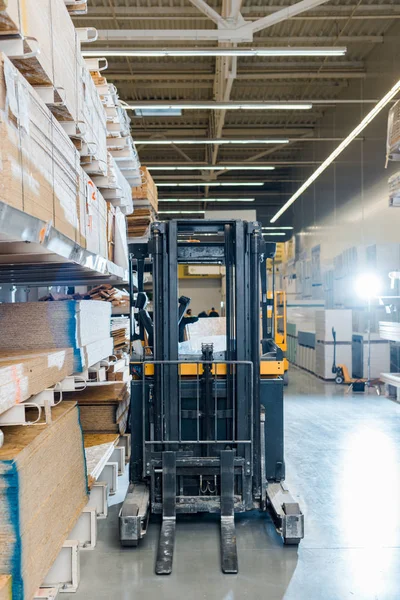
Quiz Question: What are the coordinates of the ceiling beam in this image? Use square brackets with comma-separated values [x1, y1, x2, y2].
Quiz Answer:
[95, 30, 383, 43]
[132, 128, 315, 135]
[73, 5, 400, 17]
[74, 14, 400, 21]
[187, 0, 226, 27]
[241, 0, 331, 35]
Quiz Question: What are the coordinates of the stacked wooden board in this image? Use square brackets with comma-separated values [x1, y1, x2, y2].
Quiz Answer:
[0, 301, 113, 372]
[85, 63, 141, 200]
[132, 167, 158, 213]
[0, 402, 88, 600]
[127, 208, 156, 239]
[128, 167, 158, 240]
[64, 383, 130, 434]
[111, 318, 130, 352]
[0, 0, 140, 270]
[87, 284, 130, 307]
[0, 0, 80, 123]
[0, 349, 74, 416]
[0, 52, 83, 244]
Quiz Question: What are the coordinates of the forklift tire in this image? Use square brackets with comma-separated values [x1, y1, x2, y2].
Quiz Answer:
[335, 375, 344, 385]
[283, 371, 289, 386]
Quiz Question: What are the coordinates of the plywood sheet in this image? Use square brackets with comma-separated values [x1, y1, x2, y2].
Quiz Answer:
[0, 348, 74, 416]
[0, 301, 112, 372]
[0, 402, 87, 600]
[64, 383, 130, 434]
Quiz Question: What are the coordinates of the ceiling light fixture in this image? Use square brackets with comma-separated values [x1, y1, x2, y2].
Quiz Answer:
[157, 182, 264, 187]
[159, 198, 255, 202]
[148, 166, 276, 171]
[82, 47, 347, 58]
[137, 139, 289, 145]
[263, 232, 286, 236]
[134, 108, 182, 116]
[270, 77, 400, 223]
[158, 210, 206, 214]
[124, 102, 313, 111]
[262, 226, 294, 230]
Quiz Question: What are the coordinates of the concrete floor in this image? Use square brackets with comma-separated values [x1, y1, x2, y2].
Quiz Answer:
[64, 368, 400, 600]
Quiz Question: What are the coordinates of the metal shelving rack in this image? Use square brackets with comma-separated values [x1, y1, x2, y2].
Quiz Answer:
[0, 200, 136, 287]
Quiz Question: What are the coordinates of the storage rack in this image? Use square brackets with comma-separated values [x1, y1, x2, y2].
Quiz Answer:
[0, 200, 137, 287]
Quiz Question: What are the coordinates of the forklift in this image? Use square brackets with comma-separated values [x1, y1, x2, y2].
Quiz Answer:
[120, 220, 304, 575]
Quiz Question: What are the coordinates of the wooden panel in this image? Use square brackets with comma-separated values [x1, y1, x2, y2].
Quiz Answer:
[0, 301, 112, 371]
[0, 348, 74, 416]
[0, 402, 87, 600]
[64, 383, 130, 434]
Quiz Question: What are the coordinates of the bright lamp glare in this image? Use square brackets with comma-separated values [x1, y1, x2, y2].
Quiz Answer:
[355, 273, 382, 299]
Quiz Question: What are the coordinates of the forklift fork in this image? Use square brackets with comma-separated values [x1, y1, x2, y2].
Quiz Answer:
[156, 451, 177, 575]
[220, 450, 238, 574]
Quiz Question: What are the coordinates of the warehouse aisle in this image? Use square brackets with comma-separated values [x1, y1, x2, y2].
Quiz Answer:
[64, 369, 400, 600]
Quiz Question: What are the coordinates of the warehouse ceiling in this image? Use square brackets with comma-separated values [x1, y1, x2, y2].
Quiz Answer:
[75, 0, 400, 229]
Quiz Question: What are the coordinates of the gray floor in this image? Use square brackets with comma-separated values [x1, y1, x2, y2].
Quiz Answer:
[64, 368, 400, 599]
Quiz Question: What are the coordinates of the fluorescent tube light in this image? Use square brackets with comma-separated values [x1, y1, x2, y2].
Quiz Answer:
[158, 210, 205, 214]
[125, 102, 313, 111]
[137, 139, 289, 145]
[159, 198, 255, 202]
[83, 47, 346, 58]
[262, 226, 293, 230]
[263, 232, 286, 236]
[157, 182, 264, 187]
[270, 77, 400, 223]
[134, 108, 182, 116]
[148, 166, 275, 171]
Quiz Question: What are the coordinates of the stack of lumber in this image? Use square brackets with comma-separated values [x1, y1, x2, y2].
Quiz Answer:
[111, 318, 130, 352]
[63, 383, 130, 434]
[0, 575, 11, 600]
[87, 66, 141, 195]
[88, 284, 130, 307]
[38, 285, 130, 308]
[0, 52, 82, 244]
[0, 1, 133, 271]
[74, 59, 108, 177]
[91, 153, 133, 214]
[0, 0, 107, 174]
[0, 301, 113, 372]
[0, 51, 111, 254]
[0, 0, 79, 123]
[0, 349, 74, 416]
[126, 207, 156, 240]
[79, 172, 109, 258]
[0, 402, 88, 600]
[132, 167, 158, 213]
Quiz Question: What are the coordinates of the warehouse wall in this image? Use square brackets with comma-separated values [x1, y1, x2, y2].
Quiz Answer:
[290, 21, 400, 265]
[178, 278, 222, 315]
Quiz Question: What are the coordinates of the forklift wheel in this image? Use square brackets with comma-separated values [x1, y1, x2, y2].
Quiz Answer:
[335, 375, 344, 385]
[283, 372, 289, 386]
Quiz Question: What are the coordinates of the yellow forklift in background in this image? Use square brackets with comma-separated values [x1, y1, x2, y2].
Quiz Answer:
[264, 245, 289, 385]
[266, 290, 289, 385]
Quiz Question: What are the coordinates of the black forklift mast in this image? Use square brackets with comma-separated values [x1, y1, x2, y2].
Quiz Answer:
[122, 220, 304, 574]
